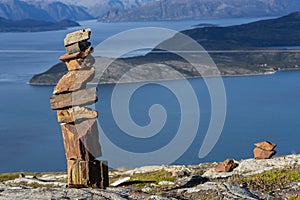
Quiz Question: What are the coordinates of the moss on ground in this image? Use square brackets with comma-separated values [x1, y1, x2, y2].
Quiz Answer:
[0, 172, 66, 182]
[228, 166, 300, 191]
[18, 181, 55, 188]
[287, 194, 300, 200]
[123, 170, 175, 190]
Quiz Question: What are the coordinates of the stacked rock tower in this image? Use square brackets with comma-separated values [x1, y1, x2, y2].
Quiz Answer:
[50, 28, 109, 189]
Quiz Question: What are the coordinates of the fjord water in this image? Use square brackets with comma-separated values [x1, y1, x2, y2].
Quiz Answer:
[1, 18, 299, 173]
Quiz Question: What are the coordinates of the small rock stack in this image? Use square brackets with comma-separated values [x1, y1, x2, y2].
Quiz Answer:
[50, 28, 109, 189]
[253, 141, 277, 159]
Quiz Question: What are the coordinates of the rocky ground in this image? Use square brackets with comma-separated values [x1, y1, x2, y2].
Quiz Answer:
[1, 154, 300, 200]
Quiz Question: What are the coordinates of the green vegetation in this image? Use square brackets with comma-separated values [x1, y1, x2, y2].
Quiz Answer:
[122, 170, 175, 190]
[287, 194, 300, 200]
[228, 166, 300, 191]
[0, 172, 66, 182]
[18, 181, 55, 188]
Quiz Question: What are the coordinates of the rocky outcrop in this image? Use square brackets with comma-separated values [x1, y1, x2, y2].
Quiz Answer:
[1, 154, 300, 199]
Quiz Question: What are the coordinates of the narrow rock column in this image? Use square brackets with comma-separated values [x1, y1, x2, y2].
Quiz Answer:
[50, 28, 109, 189]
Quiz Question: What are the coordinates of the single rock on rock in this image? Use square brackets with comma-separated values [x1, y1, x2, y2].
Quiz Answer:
[61, 118, 102, 160]
[60, 47, 93, 62]
[215, 159, 238, 172]
[53, 67, 95, 95]
[50, 87, 97, 110]
[65, 41, 91, 54]
[64, 28, 91, 47]
[57, 106, 98, 123]
[253, 147, 276, 159]
[255, 141, 277, 151]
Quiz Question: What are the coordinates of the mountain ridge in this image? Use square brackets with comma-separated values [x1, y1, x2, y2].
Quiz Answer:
[0, 0, 92, 21]
[99, 0, 300, 22]
[0, 17, 79, 32]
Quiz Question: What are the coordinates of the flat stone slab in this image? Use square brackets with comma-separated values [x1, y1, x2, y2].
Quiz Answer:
[253, 147, 276, 159]
[61, 118, 102, 160]
[64, 28, 91, 47]
[57, 106, 98, 123]
[110, 177, 130, 187]
[60, 47, 93, 62]
[65, 41, 91, 54]
[50, 87, 97, 110]
[254, 141, 277, 151]
[53, 67, 95, 95]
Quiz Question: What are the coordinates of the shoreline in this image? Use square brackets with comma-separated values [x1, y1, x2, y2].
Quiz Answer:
[28, 68, 281, 86]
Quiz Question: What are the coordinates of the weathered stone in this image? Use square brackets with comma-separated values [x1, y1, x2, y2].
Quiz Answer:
[53, 67, 95, 94]
[65, 59, 84, 71]
[57, 106, 98, 123]
[111, 177, 130, 187]
[253, 147, 276, 159]
[65, 41, 91, 54]
[255, 141, 277, 151]
[215, 159, 238, 172]
[60, 47, 93, 62]
[50, 87, 97, 110]
[61, 119, 102, 160]
[64, 28, 91, 47]
[67, 160, 109, 189]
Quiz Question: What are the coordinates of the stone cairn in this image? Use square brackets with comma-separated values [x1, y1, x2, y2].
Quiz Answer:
[50, 28, 109, 189]
[253, 141, 277, 159]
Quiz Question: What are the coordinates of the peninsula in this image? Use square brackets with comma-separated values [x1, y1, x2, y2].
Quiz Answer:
[0, 18, 79, 32]
[29, 12, 300, 85]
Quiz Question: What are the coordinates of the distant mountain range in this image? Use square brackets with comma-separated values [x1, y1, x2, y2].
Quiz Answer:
[0, 0, 92, 21]
[0, 17, 79, 32]
[57, 0, 158, 18]
[177, 11, 300, 50]
[3, 0, 300, 23]
[99, 0, 300, 22]
[0, 0, 157, 21]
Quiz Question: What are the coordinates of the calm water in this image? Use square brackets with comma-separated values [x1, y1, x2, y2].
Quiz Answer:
[1, 18, 299, 173]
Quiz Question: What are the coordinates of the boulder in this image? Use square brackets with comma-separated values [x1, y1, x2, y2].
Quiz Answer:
[255, 141, 277, 151]
[215, 159, 238, 172]
[50, 87, 97, 110]
[61, 118, 102, 160]
[53, 67, 95, 94]
[253, 147, 276, 159]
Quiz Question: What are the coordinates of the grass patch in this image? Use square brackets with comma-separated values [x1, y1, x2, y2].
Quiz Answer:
[0, 172, 66, 182]
[18, 181, 55, 188]
[228, 166, 300, 191]
[287, 194, 300, 200]
[127, 170, 175, 189]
